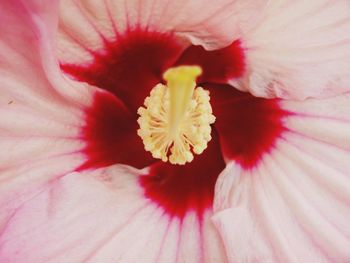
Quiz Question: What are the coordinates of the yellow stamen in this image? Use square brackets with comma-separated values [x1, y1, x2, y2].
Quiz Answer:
[137, 66, 215, 165]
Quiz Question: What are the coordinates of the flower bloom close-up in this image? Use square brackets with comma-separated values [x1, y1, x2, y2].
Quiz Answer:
[1, 0, 350, 262]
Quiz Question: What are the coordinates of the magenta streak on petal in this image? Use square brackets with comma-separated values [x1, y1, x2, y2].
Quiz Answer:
[139, 132, 225, 220]
[61, 28, 185, 113]
[207, 84, 292, 169]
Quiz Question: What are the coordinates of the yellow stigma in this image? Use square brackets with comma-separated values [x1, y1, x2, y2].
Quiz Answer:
[137, 66, 216, 165]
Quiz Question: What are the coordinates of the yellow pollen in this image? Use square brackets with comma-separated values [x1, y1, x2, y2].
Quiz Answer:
[137, 66, 216, 165]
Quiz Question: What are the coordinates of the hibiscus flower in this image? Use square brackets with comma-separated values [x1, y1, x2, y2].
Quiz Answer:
[1, 0, 350, 262]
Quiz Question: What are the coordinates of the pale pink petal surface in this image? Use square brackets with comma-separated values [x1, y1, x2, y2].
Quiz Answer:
[0, 166, 226, 263]
[213, 94, 350, 262]
[1, 0, 234, 262]
[57, 0, 264, 64]
[232, 0, 350, 99]
[1, 0, 350, 262]
[0, 0, 95, 233]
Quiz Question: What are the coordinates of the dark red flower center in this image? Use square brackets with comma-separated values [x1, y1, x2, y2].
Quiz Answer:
[61, 28, 290, 220]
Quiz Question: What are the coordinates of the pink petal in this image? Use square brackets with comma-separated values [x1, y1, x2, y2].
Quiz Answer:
[0, 167, 226, 262]
[0, 0, 96, 198]
[0, 0, 57, 98]
[57, 0, 264, 67]
[213, 93, 350, 262]
[234, 0, 350, 99]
